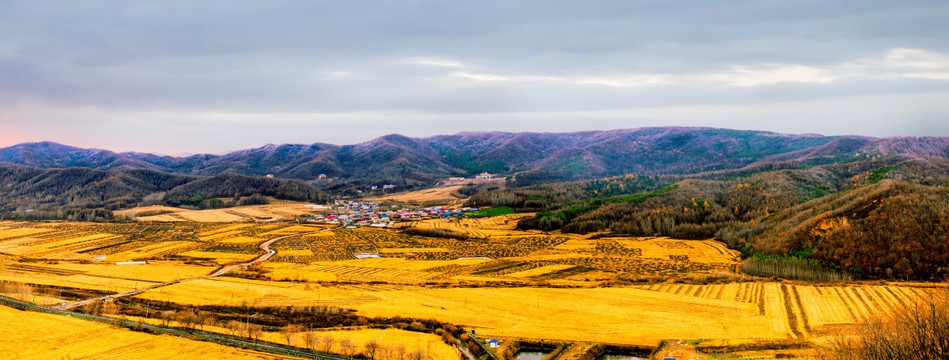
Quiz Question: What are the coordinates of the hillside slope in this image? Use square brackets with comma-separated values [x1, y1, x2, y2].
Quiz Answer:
[468, 154, 949, 279]
[0, 167, 330, 213]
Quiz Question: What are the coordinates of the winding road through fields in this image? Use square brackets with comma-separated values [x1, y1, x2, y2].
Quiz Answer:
[59, 225, 337, 310]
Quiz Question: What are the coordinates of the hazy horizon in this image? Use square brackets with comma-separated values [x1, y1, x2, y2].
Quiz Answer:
[2, 1, 948, 153]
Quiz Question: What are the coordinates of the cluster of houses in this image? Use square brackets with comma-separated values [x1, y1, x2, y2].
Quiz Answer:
[302, 201, 479, 228]
[443, 172, 499, 186]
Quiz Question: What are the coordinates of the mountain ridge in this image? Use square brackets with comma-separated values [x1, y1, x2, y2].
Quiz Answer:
[2, 127, 948, 190]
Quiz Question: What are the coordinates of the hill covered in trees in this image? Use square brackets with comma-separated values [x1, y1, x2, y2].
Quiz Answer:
[466, 152, 949, 280]
[0, 166, 330, 218]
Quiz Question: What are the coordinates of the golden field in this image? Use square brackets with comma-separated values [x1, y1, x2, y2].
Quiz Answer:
[0, 305, 293, 360]
[115, 203, 319, 223]
[0, 216, 942, 358]
[266, 225, 739, 286]
[393, 214, 537, 239]
[282, 328, 457, 360]
[0, 221, 297, 301]
[113, 315, 457, 360]
[0, 221, 297, 262]
[132, 277, 938, 346]
[179, 250, 258, 264]
[363, 185, 465, 204]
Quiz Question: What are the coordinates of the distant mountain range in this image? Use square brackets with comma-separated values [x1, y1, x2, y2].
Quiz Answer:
[3, 127, 948, 188]
[1, 127, 948, 212]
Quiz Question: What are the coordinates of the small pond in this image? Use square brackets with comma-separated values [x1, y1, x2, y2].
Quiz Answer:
[515, 351, 550, 360]
[596, 355, 645, 360]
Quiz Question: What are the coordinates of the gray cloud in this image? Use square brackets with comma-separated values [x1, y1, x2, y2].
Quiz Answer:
[1, 1, 948, 153]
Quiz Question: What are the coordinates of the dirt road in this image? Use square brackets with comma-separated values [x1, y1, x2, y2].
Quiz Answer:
[59, 225, 335, 310]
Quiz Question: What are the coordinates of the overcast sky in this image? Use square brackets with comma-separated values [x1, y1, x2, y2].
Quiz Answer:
[1, 1, 948, 154]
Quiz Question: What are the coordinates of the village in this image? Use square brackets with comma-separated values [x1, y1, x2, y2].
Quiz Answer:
[301, 201, 479, 228]
[295, 172, 500, 227]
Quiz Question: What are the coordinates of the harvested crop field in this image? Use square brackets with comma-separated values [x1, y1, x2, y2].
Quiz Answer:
[117, 204, 319, 223]
[0, 304, 294, 360]
[364, 185, 465, 203]
[133, 279, 940, 347]
[1, 218, 943, 358]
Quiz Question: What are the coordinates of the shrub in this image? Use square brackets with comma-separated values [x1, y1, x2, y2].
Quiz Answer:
[827, 292, 949, 359]
[238, 194, 270, 206]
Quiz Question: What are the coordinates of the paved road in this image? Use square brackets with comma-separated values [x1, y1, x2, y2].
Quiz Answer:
[60, 225, 337, 310]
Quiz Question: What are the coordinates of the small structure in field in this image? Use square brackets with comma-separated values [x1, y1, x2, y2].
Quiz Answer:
[476, 172, 493, 179]
[116, 261, 147, 265]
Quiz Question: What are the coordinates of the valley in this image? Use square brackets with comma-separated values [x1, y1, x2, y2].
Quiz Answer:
[1, 127, 948, 359]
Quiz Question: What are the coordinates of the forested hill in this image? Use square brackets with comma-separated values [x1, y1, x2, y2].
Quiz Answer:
[0, 166, 331, 215]
[466, 148, 949, 280]
[3, 127, 948, 190]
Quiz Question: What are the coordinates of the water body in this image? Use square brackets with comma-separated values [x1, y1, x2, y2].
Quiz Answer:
[597, 355, 645, 360]
[515, 351, 550, 360]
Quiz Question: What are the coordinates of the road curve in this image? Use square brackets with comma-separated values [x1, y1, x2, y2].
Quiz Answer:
[60, 225, 338, 310]
[209, 228, 329, 277]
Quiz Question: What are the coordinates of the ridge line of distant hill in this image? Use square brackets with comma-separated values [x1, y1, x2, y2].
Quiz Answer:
[3, 127, 946, 187]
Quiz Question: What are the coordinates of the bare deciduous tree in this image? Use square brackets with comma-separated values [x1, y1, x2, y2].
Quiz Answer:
[176, 310, 198, 330]
[340, 339, 356, 358]
[159, 310, 175, 327]
[396, 345, 406, 360]
[303, 331, 318, 350]
[407, 350, 425, 360]
[225, 320, 243, 337]
[195, 311, 213, 331]
[248, 324, 263, 342]
[321, 335, 335, 352]
[280, 324, 303, 346]
[827, 292, 949, 360]
[364, 340, 379, 360]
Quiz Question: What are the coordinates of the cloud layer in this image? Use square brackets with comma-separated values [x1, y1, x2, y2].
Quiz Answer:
[1, 1, 947, 153]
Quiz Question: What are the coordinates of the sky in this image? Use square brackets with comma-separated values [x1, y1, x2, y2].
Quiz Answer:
[1, 1, 948, 154]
